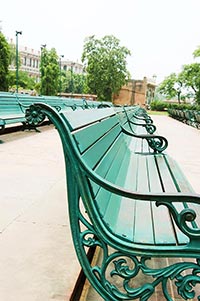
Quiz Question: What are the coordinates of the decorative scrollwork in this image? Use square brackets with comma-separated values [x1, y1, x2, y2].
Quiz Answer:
[71, 105, 77, 111]
[128, 120, 156, 134]
[133, 113, 153, 124]
[146, 136, 168, 152]
[52, 105, 62, 112]
[81, 229, 104, 248]
[89, 249, 200, 300]
[156, 201, 200, 241]
[75, 196, 200, 300]
[145, 123, 156, 134]
[25, 105, 46, 126]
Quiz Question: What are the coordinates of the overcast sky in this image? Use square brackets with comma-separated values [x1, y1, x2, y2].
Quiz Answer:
[1, 0, 200, 83]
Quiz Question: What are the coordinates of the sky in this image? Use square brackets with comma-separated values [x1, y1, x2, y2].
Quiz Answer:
[1, 0, 200, 84]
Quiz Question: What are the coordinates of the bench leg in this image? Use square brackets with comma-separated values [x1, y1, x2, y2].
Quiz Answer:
[22, 122, 41, 132]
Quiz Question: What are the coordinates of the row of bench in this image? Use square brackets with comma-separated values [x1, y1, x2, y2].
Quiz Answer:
[28, 102, 200, 300]
[0, 92, 112, 132]
[168, 108, 200, 129]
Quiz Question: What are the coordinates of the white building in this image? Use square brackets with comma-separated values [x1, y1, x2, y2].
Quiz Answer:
[9, 39, 84, 82]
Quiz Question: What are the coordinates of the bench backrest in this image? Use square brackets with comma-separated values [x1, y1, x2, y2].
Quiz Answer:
[32, 104, 133, 216]
[0, 98, 25, 120]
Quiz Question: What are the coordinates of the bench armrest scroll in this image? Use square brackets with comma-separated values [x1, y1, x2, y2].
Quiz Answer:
[121, 126, 168, 152]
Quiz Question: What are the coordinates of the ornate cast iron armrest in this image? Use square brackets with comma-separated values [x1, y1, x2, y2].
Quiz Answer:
[128, 119, 156, 134]
[123, 107, 153, 124]
[121, 126, 168, 153]
[83, 164, 200, 244]
[132, 112, 153, 124]
[83, 161, 200, 205]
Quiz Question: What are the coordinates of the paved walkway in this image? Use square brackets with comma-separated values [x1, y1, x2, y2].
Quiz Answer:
[0, 126, 80, 301]
[0, 115, 200, 301]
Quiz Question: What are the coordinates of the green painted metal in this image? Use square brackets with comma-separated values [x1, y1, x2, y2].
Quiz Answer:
[29, 103, 200, 300]
[168, 108, 200, 129]
[0, 92, 112, 132]
[123, 107, 157, 134]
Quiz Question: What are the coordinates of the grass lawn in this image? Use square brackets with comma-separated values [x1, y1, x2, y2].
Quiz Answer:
[147, 110, 168, 116]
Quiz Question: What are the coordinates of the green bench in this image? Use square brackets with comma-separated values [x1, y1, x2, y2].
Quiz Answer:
[114, 108, 167, 152]
[0, 96, 27, 131]
[118, 107, 157, 134]
[168, 108, 200, 130]
[0, 92, 102, 132]
[29, 103, 200, 300]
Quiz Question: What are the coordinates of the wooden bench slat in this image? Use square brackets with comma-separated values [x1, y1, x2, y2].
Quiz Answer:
[114, 155, 139, 239]
[62, 108, 115, 129]
[82, 124, 121, 168]
[133, 155, 155, 244]
[73, 115, 119, 153]
[103, 150, 131, 231]
[146, 155, 177, 245]
[92, 135, 125, 195]
[155, 154, 189, 245]
[94, 141, 130, 216]
[114, 197, 136, 240]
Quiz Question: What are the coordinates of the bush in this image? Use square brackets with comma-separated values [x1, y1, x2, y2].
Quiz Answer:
[150, 100, 168, 111]
[167, 103, 200, 111]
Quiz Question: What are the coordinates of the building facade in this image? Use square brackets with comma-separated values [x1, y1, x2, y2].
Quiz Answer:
[8, 39, 155, 104]
[9, 39, 84, 83]
[113, 76, 157, 107]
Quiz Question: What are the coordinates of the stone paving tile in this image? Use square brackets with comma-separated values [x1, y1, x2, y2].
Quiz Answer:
[0, 126, 80, 301]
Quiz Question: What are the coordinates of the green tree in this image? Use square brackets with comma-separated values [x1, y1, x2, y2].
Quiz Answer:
[62, 70, 71, 93]
[179, 63, 200, 104]
[82, 35, 131, 101]
[73, 73, 87, 94]
[157, 73, 183, 103]
[0, 32, 11, 91]
[193, 46, 200, 58]
[8, 70, 36, 91]
[62, 71, 87, 94]
[40, 47, 60, 95]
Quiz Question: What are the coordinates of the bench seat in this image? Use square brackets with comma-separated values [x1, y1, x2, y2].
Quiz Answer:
[69, 109, 197, 251]
[28, 103, 200, 300]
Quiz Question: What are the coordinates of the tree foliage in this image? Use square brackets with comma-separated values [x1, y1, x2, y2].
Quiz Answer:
[8, 70, 36, 91]
[179, 63, 200, 103]
[40, 47, 60, 95]
[193, 46, 200, 58]
[61, 70, 87, 94]
[82, 35, 131, 101]
[157, 73, 183, 103]
[158, 44, 200, 105]
[158, 63, 200, 104]
[0, 32, 10, 91]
